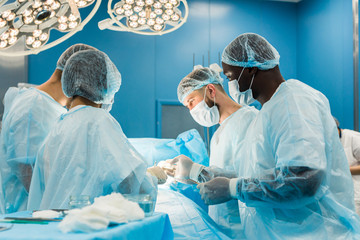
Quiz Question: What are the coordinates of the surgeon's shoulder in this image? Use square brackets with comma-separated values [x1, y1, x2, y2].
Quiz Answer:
[343, 129, 360, 139]
[285, 80, 328, 101]
[4, 88, 42, 118]
[3, 87, 20, 106]
[273, 79, 330, 111]
[85, 107, 121, 129]
[236, 105, 258, 121]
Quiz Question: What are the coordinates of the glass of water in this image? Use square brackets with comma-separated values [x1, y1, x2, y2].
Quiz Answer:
[68, 195, 91, 209]
[123, 194, 156, 217]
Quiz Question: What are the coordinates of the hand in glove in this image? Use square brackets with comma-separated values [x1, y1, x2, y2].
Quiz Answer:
[197, 177, 232, 205]
[147, 166, 167, 184]
[160, 155, 204, 184]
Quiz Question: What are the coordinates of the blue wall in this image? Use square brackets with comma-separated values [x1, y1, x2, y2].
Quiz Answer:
[29, 0, 356, 136]
[297, 0, 354, 130]
[28, 0, 298, 138]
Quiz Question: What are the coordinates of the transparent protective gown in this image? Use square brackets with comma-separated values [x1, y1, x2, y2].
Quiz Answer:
[27, 105, 155, 210]
[208, 106, 257, 239]
[2, 87, 20, 119]
[341, 129, 360, 215]
[233, 80, 360, 239]
[0, 88, 66, 213]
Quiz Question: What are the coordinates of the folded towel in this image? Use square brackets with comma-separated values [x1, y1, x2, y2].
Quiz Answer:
[58, 193, 145, 233]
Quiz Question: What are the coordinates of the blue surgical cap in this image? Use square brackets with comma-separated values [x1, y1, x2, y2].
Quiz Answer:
[61, 50, 121, 105]
[222, 33, 280, 70]
[56, 44, 97, 71]
[177, 64, 223, 104]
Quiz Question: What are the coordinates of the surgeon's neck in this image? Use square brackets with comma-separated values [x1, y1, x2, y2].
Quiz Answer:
[36, 69, 68, 106]
[253, 67, 285, 105]
[217, 93, 241, 124]
[69, 96, 101, 109]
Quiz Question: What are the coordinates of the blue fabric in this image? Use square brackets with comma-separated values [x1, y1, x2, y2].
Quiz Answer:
[129, 129, 209, 210]
[28, 106, 154, 211]
[156, 187, 230, 240]
[169, 182, 207, 212]
[0, 88, 66, 214]
[129, 129, 209, 167]
[0, 211, 173, 240]
[235, 79, 360, 239]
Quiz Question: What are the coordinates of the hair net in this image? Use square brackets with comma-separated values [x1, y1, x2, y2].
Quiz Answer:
[222, 33, 280, 70]
[177, 63, 224, 103]
[61, 50, 121, 105]
[56, 44, 97, 71]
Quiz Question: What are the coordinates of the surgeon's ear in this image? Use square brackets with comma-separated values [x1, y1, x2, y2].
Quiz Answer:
[207, 84, 217, 98]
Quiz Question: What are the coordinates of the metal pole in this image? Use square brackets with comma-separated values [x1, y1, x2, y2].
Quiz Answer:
[353, 0, 359, 130]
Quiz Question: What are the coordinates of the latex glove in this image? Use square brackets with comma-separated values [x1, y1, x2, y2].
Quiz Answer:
[197, 177, 232, 205]
[163, 155, 204, 184]
[157, 160, 176, 172]
[147, 166, 167, 184]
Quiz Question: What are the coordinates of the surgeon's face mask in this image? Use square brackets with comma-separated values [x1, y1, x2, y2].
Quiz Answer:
[190, 87, 220, 127]
[228, 67, 255, 106]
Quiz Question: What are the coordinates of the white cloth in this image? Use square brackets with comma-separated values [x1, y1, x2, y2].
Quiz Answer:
[32, 210, 61, 219]
[208, 106, 258, 239]
[234, 79, 360, 239]
[59, 207, 109, 233]
[58, 193, 144, 233]
[341, 129, 360, 214]
[0, 87, 66, 213]
[27, 105, 155, 210]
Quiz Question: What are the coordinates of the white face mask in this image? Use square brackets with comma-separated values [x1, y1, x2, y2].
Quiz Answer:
[190, 87, 220, 127]
[228, 68, 255, 106]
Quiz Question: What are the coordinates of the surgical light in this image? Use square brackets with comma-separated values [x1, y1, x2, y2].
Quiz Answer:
[0, 0, 101, 56]
[98, 0, 188, 35]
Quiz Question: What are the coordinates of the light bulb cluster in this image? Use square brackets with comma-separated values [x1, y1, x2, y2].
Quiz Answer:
[24, 29, 49, 49]
[73, 0, 95, 8]
[0, 0, 94, 50]
[57, 14, 80, 32]
[113, 0, 181, 32]
[0, 28, 19, 48]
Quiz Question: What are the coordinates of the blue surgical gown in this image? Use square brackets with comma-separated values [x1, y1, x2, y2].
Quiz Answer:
[27, 105, 154, 210]
[208, 106, 258, 239]
[0, 88, 66, 213]
[233, 79, 360, 239]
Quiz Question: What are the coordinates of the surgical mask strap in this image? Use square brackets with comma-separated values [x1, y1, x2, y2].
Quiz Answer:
[249, 73, 255, 90]
[237, 67, 246, 82]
